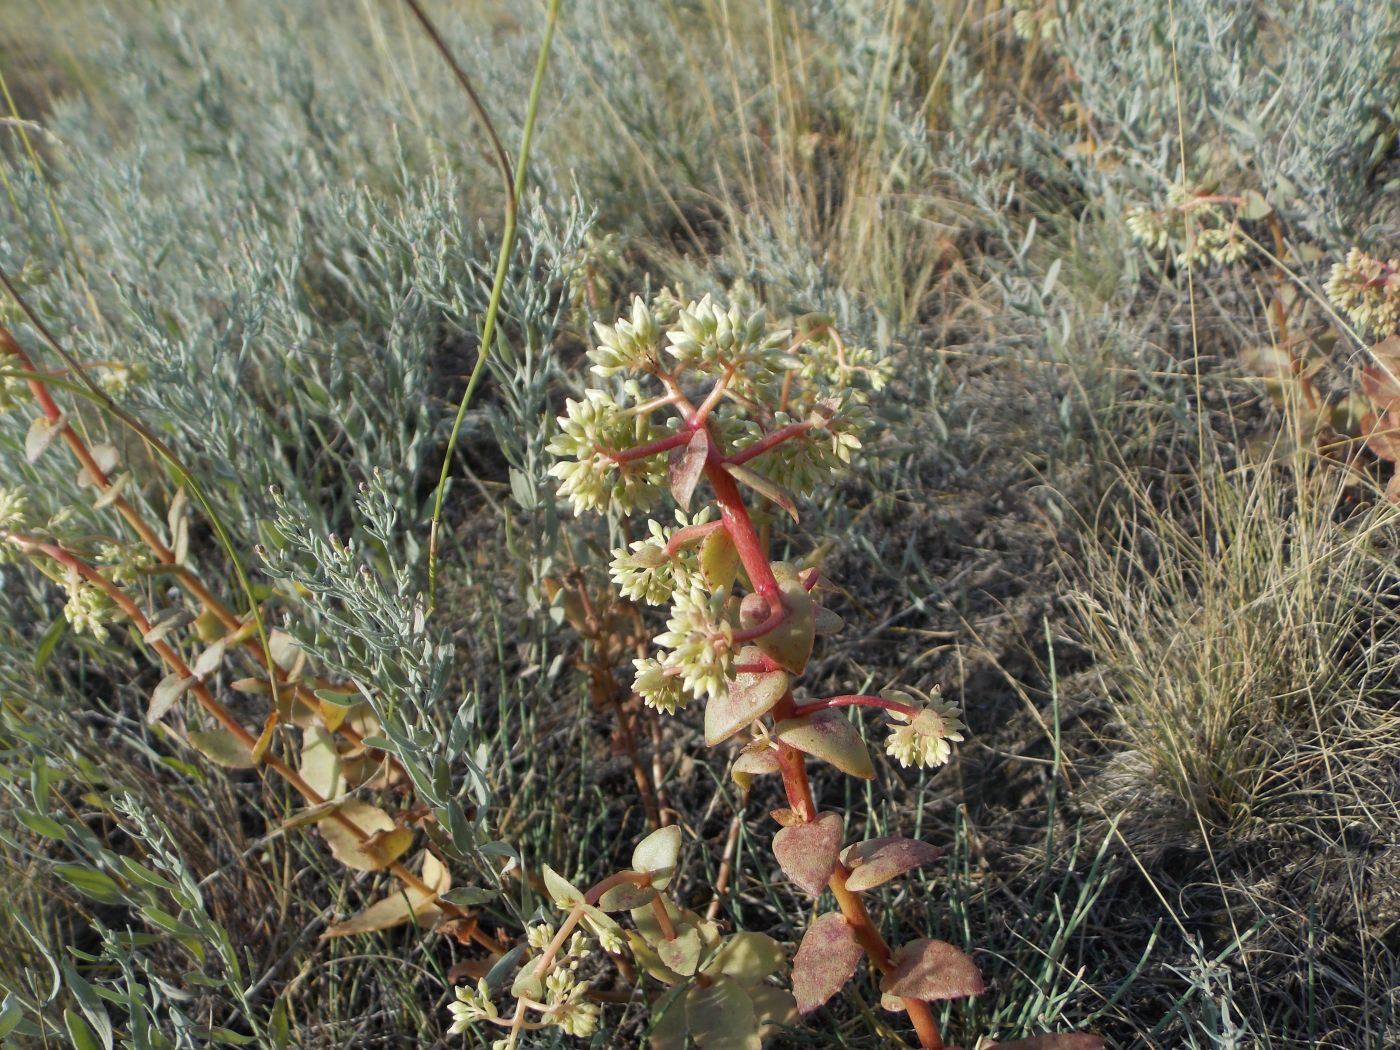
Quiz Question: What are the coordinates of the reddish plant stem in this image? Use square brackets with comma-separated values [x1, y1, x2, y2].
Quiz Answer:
[725, 419, 815, 466]
[1, 327, 386, 755]
[664, 519, 722, 555]
[703, 459, 780, 601]
[771, 720, 943, 1048]
[5, 533, 495, 947]
[608, 429, 690, 464]
[800, 695, 917, 717]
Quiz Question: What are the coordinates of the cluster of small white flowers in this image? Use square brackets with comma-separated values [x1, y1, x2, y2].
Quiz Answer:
[1010, 3, 1058, 41]
[96, 540, 155, 587]
[665, 295, 790, 374]
[631, 656, 688, 715]
[608, 510, 709, 606]
[0, 372, 26, 413]
[545, 389, 666, 515]
[795, 338, 891, 398]
[1176, 225, 1247, 269]
[0, 486, 27, 530]
[589, 296, 662, 377]
[1125, 206, 1170, 253]
[745, 404, 866, 498]
[526, 922, 555, 950]
[62, 569, 112, 642]
[1325, 247, 1400, 335]
[883, 690, 966, 769]
[653, 583, 734, 704]
[543, 965, 600, 1037]
[446, 979, 499, 1036]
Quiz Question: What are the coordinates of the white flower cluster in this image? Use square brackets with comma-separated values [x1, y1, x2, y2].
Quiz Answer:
[608, 509, 711, 605]
[97, 540, 155, 586]
[1127, 193, 1247, 269]
[665, 295, 791, 374]
[1176, 226, 1247, 269]
[652, 583, 734, 705]
[546, 389, 667, 516]
[0, 486, 27, 530]
[883, 690, 966, 769]
[1125, 206, 1170, 253]
[589, 296, 662, 377]
[446, 979, 499, 1036]
[631, 656, 688, 715]
[1325, 247, 1400, 336]
[62, 569, 112, 642]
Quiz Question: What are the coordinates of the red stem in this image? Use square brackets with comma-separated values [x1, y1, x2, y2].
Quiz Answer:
[725, 419, 815, 466]
[800, 694, 916, 717]
[608, 429, 690, 464]
[704, 461, 779, 600]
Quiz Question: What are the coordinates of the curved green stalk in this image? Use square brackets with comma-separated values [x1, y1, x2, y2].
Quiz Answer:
[424, 0, 562, 611]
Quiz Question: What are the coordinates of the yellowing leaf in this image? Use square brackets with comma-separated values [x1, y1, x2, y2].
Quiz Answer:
[187, 727, 255, 768]
[299, 726, 344, 799]
[657, 923, 703, 977]
[699, 526, 740, 593]
[702, 932, 785, 985]
[321, 851, 451, 939]
[319, 800, 398, 871]
[632, 825, 681, 889]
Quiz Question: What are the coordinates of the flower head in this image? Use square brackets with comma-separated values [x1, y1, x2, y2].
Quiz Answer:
[654, 583, 734, 704]
[1325, 248, 1400, 336]
[447, 979, 499, 1035]
[590, 296, 662, 377]
[632, 656, 688, 715]
[546, 389, 666, 516]
[883, 689, 965, 769]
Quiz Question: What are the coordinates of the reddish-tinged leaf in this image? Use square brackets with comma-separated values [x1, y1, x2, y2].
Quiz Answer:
[768, 807, 803, 827]
[658, 924, 703, 976]
[1362, 412, 1400, 462]
[880, 939, 984, 1002]
[841, 837, 944, 893]
[742, 578, 815, 674]
[725, 462, 799, 523]
[987, 1036, 1105, 1050]
[597, 881, 656, 912]
[1361, 366, 1400, 412]
[669, 429, 709, 511]
[705, 669, 789, 745]
[773, 711, 875, 779]
[773, 813, 843, 896]
[792, 913, 863, 1014]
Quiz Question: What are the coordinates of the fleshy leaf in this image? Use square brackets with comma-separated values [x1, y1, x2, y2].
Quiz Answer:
[669, 428, 709, 511]
[703, 931, 785, 985]
[699, 526, 740, 592]
[743, 577, 815, 675]
[299, 726, 344, 799]
[321, 852, 449, 938]
[632, 825, 682, 889]
[657, 923, 703, 976]
[792, 912, 862, 1014]
[841, 837, 944, 893]
[147, 672, 193, 724]
[705, 668, 789, 746]
[749, 984, 798, 1039]
[813, 605, 844, 634]
[880, 939, 985, 1002]
[24, 416, 64, 463]
[773, 711, 875, 779]
[187, 728, 254, 769]
[772, 812, 843, 896]
[732, 744, 780, 788]
[685, 974, 761, 1050]
[542, 864, 585, 908]
[191, 639, 227, 680]
[597, 881, 656, 912]
[725, 462, 798, 523]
